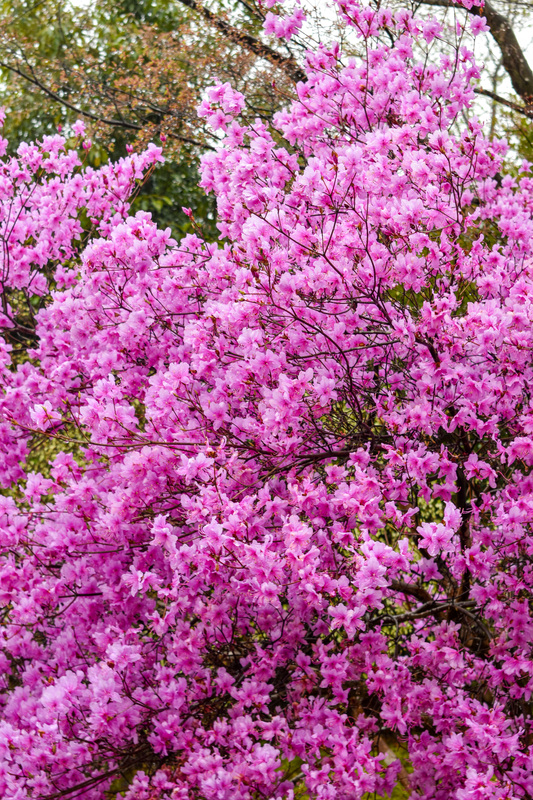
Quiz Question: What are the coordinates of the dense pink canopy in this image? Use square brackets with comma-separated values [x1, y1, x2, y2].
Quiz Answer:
[0, 1, 533, 798]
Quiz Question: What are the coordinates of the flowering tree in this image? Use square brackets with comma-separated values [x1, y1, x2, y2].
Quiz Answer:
[1, 1, 533, 798]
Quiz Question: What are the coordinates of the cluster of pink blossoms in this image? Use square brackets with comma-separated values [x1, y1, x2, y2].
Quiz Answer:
[1, 1, 533, 798]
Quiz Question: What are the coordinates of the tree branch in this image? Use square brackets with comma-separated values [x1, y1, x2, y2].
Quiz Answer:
[480, 0, 533, 103]
[0, 60, 142, 129]
[174, 0, 306, 82]
[376, 599, 477, 625]
[389, 581, 434, 604]
[0, 60, 207, 147]
[474, 86, 533, 119]
[417, 0, 533, 105]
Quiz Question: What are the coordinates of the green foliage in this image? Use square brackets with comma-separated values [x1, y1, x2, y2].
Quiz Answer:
[0, 0, 219, 238]
[0, 0, 295, 240]
[131, 154, 218, 240]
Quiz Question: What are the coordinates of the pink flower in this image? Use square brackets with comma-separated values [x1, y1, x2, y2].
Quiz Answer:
[29, 400, 61, 430]
[72, 119, 86, 136]
[470, 14, 489, 35]
[418, 521, 454, 556]
[0, 4, 533, 798]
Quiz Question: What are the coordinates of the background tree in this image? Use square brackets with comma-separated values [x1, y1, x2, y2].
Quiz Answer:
[0, 0, 302, 237]
[1, 0, 532, 237]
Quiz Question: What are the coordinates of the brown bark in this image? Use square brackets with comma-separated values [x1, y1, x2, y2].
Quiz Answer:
[419, 0, 533, 108]
[474, 87, 533, 119]
[175, 0, 306, 82]
[481, 0, 533, 105]
[389, 581, 433, 604]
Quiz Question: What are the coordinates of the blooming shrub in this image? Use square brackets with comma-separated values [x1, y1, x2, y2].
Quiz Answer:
[1, 1, 533, 798]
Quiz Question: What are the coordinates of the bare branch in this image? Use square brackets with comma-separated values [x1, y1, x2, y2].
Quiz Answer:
[174, 0, 306, 82]
[375, 599, 478, 625]
[474, 86, 533, 118]
[389, 581, 434, 604]
[0, 60, 207, 147]
[0, 60, 141, 129]
[417, 0, 533, 105]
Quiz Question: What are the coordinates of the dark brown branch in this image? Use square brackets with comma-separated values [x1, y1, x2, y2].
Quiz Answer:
[42, 743, 159, 799]
[414, 334, 441, 366]
[174, 0, 306, 82]
[0, 60, 141, 129]
[0, 60, 207, 148]
[377, 598, 477, 625]
[474, 87, 533, 119]
[389, 581, 433, 604]
[481, 0, 533, 104]
[417, 0, 533, 105]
